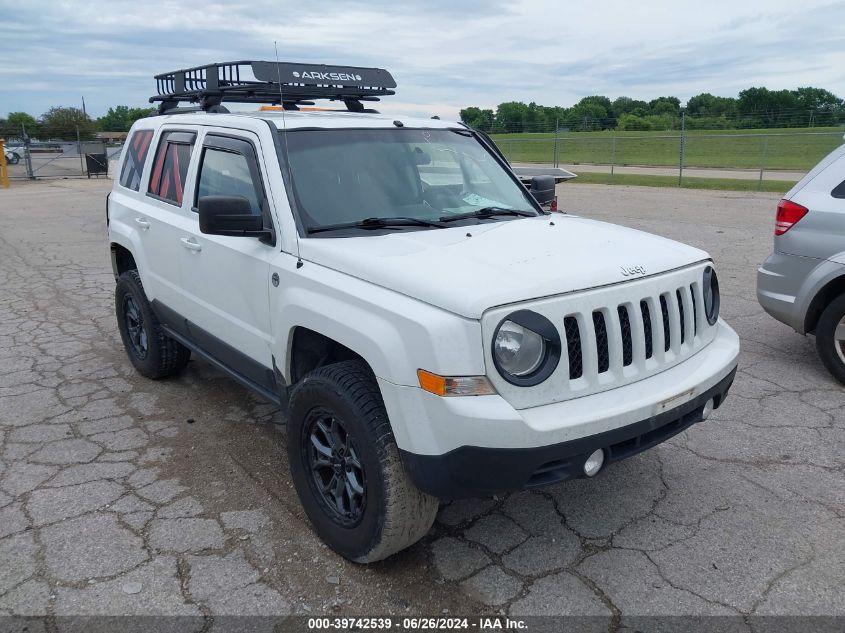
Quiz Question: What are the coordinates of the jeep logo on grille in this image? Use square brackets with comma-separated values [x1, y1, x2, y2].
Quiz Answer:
[621, 265, 646, 277]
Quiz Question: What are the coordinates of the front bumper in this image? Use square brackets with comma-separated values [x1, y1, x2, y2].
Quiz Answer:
[399, 368, 735, 499]
[378, 319, 739, 499]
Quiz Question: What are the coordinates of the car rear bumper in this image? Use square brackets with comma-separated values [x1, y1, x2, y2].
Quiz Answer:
[400, 367, 735, 499]
[756, 251, 816, 333]
[756, 251, 845, 335]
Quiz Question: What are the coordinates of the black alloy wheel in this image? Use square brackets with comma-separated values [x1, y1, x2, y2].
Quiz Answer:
[114, 270, 190, 379]
[304, 408, 366, 526]
[286, 360, 439, 562]
[122, 294, 148, 359]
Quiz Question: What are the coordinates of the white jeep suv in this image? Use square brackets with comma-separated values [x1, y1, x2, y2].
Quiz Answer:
[107, 61, 739, 562]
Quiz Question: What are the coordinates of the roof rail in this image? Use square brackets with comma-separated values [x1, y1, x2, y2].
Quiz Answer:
[150, 61, 396, 114]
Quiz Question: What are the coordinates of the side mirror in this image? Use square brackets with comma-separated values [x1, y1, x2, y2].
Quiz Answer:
[198, 196, 267, 238]
[528, 175, 555, 207]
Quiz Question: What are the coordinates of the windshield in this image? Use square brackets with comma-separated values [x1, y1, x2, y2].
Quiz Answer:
[282, 128, 541, 235]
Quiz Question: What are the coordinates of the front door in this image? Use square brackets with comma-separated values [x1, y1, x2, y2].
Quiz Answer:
[177, 130, 276, 388]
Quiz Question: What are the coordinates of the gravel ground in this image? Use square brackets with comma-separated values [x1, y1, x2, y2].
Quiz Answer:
[0, 179, 843, 630]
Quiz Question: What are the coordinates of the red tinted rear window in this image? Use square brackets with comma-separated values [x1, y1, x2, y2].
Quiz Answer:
[118, 130, 153, 191]
[148, 131, 196, 205]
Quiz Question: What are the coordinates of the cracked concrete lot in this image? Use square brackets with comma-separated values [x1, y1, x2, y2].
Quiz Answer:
[0, 179, 843, 629]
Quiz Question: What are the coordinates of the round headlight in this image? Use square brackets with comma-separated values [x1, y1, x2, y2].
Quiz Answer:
[494, 320, 546, 377]
[492, 311, 561, 386]
[703, 266, 720, 325]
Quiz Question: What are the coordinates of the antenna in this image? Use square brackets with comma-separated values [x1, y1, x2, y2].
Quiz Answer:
[275, 41, 303, 269]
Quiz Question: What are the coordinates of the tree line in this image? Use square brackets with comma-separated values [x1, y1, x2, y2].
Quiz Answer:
[0, 105, 156, 142]
[460, 87, 845, 133]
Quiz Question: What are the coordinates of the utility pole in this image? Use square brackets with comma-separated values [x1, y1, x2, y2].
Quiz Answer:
[77, 126, 84, 175]
[82, 96, 87, 116]
[22, 123, 34, 179]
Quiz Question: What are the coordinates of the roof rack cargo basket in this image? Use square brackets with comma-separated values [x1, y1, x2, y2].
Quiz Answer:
[150, 61, 396, 114]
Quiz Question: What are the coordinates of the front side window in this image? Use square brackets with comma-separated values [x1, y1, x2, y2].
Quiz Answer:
[833, 177, 845, 199]
[196, 147, 262, 216]
[148, 131, 196, 205]
[283, 128, 540, 235]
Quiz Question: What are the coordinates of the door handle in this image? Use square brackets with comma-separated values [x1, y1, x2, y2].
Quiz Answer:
[134, 217, 150, 230]
[180, 237, 202, 252]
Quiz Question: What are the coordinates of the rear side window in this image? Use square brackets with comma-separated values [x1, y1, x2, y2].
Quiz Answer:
[833, 178, 845, 199]
[196, 141, 263, 216]
[119, 129, 153, 191]
[148, 131, 196, 205]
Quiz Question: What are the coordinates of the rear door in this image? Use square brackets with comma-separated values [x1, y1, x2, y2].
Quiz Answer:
[128, 127, 197, 309]
[176, 129, 276, 386]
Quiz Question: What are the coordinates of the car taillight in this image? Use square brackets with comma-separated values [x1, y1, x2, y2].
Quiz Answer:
[775, 199, 808, 236]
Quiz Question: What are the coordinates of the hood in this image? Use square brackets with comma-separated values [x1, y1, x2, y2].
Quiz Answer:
[298, 215, 709, 319]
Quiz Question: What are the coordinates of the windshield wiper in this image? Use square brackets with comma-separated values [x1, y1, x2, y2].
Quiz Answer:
[308, 216, 447, 234]
[439, 206, 537, 223]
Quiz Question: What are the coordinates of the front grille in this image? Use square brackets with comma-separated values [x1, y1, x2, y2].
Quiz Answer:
[564, 316, 583, 379]
[592, 311, 609, 373]
[486, 264, 715, 410]
[618, 305, 633, 366]
[690, 284, 698, 336]
[660, 294, 671, 352]
[641, 300, 653, 359]
[676, 289, 686, 344]
[557, 283, 703, 385]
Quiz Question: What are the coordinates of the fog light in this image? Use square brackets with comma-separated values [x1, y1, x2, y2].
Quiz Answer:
[583, 449, 605, 477]
[701, 397, 715, 420]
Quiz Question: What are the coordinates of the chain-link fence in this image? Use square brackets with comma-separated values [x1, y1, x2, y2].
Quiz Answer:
[6, 121, 842, 187]
[5, 125, 123, 180]
[493, 130, 844, 187]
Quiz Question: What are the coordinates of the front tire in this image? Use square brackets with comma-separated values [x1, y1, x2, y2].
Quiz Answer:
[816, 293, 845, 384]
[115, 270, 190, 379]
[287, 360, 438, 563]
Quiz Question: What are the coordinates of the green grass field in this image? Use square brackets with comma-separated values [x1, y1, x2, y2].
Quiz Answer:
[567, 172, 794, 193]
[492, 126, 844, 171]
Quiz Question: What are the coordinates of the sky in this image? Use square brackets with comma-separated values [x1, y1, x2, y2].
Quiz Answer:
[1, 0, 844, 121]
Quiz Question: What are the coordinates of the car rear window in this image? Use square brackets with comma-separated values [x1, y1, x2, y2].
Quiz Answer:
[118, 129, 154, 191]
[148, 131, 196, 205]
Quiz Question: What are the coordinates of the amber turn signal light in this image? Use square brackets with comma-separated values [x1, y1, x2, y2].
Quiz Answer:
[417, 369, 496, 397]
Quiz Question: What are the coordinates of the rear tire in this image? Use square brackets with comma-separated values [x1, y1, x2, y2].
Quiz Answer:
[815, 293, 845, 385]
[287, 360, 438, 563]
[115, 270, 190, 379]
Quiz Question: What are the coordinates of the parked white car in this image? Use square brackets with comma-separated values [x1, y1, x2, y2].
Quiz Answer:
[107, 61, 740, 562]
[4, 145, 21, 165]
